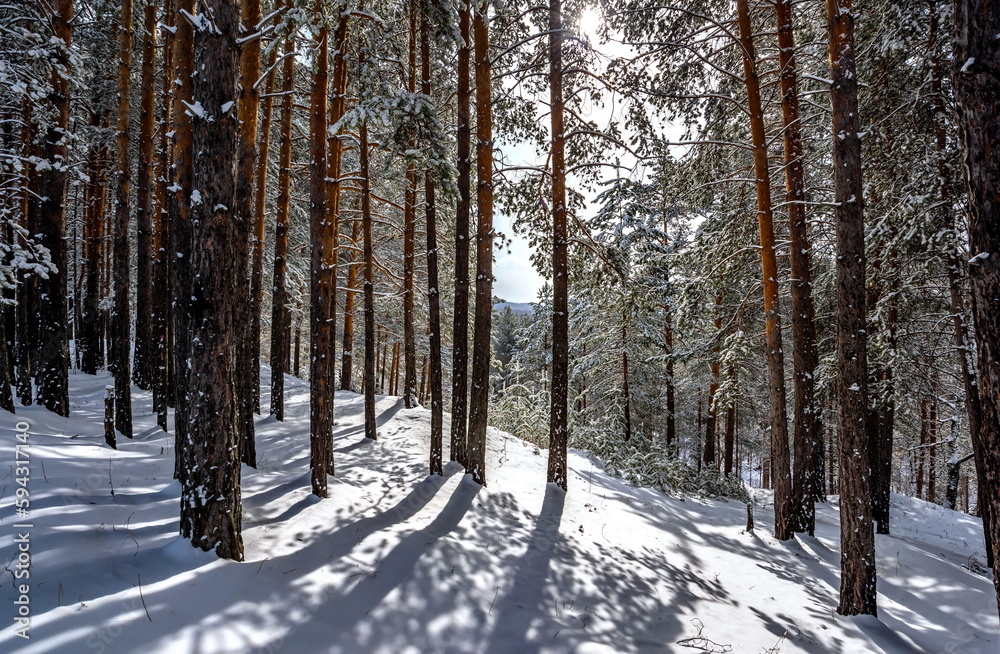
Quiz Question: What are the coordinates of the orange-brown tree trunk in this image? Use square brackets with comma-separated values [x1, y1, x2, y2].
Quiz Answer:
[133, 2, 158, 391]
[775, 0, 822, 536]
[309, 1, 333, 497]
[236, 0, 262, 466]
[269, 23, 296, 420]
[169, 0, 196, 480]
[546, 0, 568, 489]
[340, 217, 361, 390]
[736, 0, 792, 539]
[112, 0, 134, 436]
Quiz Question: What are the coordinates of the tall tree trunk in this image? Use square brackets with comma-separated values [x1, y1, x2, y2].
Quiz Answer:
[237, 0, 263, 466]
[112, 0, 135, 438]
[868, 293, 896, 534]
[81, 131, 106, 376]
[340, 217, 360, 390]
[928, 375, 939, 503]
[253, 46, 276, 403]
[467, 0, 494, 486]
[321, 3, 351, 443]
[0, 215, 12, 411]
[422, 11, 444, 476]
[705, 292, 721, 468]
[665, 298, 675, 452]
[621, 308, 632, 442]
[827, 0, 876, 617]
[35, 0, 73, 416]
[178, 0, 245, 561]
[917, 397, 927, 500]
[736, 0, 792, 540]
[269, 27, 296, 421]
[775, 0, 822, 537]
[170, 0, 196, 479]
[360, 120, 377, 441]
[133, 3, 157, 391]
[451, 0, 473, 469]
[309, 1, 333, 498]
[152, 0, 175, 430]
[724, 365, 736, 475]
[933, 0, 994, 569]
[402, 0, 418, 409]
[546, 0, 569, 490]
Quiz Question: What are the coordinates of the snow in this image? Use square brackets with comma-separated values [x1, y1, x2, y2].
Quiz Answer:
[0, 370, 996, 653]
[961, 58, 976, 73]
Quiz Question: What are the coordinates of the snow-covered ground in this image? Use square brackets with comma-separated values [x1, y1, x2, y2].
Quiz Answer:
[1, 370, 996, 653]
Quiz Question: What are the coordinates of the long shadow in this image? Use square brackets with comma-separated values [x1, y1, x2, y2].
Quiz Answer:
[335, 397, 405, 440]
[300, 479, 481, 630]
[485, 483, 566, 654]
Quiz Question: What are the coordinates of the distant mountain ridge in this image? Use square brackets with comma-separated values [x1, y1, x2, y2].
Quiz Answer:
[493, 301, 533, 315]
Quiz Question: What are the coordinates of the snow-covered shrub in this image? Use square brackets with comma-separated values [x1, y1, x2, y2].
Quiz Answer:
[574, 425, 750, 502]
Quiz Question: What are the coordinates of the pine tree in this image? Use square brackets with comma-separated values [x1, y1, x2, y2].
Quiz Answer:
[953, 0, 1000, 614]
[309, 0, 334, 498]
[467, 0, 494, 486]
[34, 0, 73, 417]
[177, 0, 245, 561]
[112, 0, 134, 439]
[450, 0, 473, 470]
[827, 0, 876, 617]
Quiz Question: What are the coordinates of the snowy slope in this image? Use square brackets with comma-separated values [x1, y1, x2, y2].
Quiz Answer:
[1, 370, 996, 654]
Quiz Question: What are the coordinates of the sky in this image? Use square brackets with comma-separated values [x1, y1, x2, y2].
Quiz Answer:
[490, 8, 620, 305]
[493, 212, 544, 303]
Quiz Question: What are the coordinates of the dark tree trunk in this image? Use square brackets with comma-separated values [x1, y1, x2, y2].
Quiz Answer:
[152, 0, 175, 431]
[736, 0, 792, 539]
[422, 11, 443, 476]
[827, 0, 876, 617]
[705, 292, 721, 468]
[309, 2, 333, 497]
[35, 0, 73, 416]
[776, 0, 822, 537]
[0, 278, 11, 411]
[402, 1, 418, 409]
[724, 366, 736, 475]
[622, 310, 632, 443]
[450, 0, 472, 469]
[917, 398, 928, 500]
[293, 318, 301, 377]
[938, 0, 996, 572]
[237, 0, 263, 466]
[133, 3, 157, 391]
[665, 300, 675, 452]
[546, 0, 569, 490]
[81, 134, 107, 376]
[360, 120, 378, 441]
[269, 29, 295, 421]
[467, 0, 494, 486]
[177, 0, 245, 561]
[112, 0, 134, 438]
